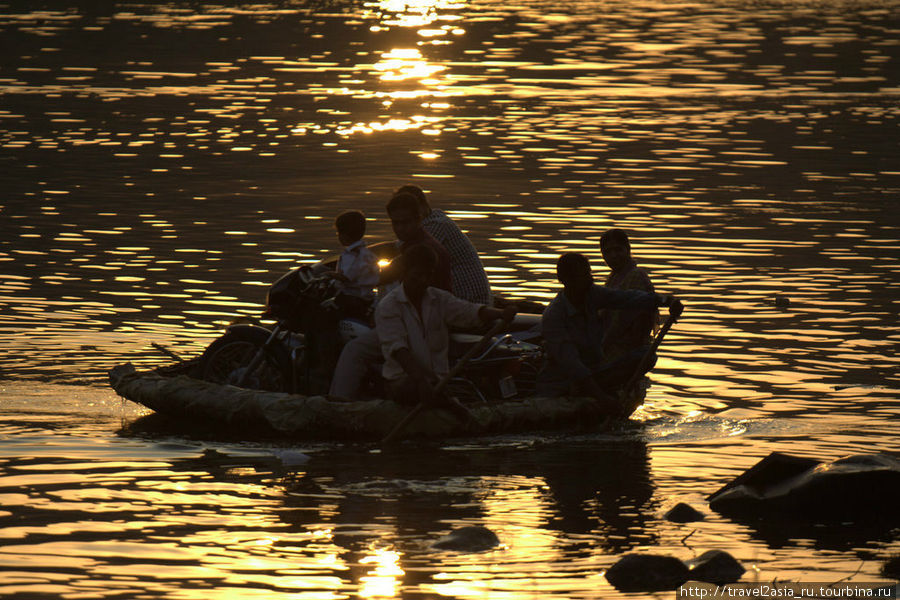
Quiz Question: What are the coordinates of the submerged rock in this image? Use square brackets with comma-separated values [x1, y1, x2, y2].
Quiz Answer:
[708, 452, 900, 521]
[881, 555, 900, 579]
[687, 550, 745, 584]
[665, 503, 705, 523]
[605, 554, 690, 592]
[272, 449, 310, 467]
[432, 526, 501, 552]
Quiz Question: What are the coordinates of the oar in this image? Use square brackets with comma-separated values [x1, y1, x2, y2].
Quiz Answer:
[382, 318, 509, 445]
[617, 301, 683, 416]
[151, 342, 183, 362]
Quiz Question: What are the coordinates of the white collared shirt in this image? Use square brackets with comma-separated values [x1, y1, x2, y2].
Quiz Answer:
[375, 284, 484, 381]
[337, 239, 379, 299]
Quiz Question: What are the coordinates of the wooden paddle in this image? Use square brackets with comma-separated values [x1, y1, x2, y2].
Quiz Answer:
[151, 342, 183, 362]
[381, 318, 509, 445]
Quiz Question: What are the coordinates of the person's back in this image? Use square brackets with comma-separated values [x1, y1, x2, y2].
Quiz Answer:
[599, 229, 659, 361]
[397, 185, 492, 304]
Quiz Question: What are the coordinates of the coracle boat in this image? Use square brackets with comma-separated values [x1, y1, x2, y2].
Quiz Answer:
[109, 362, 648, 442]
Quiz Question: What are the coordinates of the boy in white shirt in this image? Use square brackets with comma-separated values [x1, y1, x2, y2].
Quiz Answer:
[329, 210, 379, 319]
[308, 211, 379, 392]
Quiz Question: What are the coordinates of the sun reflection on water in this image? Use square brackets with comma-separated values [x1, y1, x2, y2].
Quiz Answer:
[375, 48, 445, 83]
[359, 547, 404, 598]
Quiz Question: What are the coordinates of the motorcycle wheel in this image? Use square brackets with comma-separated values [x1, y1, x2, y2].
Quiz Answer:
[199, 325, 294, 393]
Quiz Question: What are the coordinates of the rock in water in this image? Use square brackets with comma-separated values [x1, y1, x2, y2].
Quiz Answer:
[272, 449, 310, 467]
[605, 554, 690, 592]
[708, 452, 900, 520]
[432, 526, 501, 552]
[687, 550, 745, 584]
[665, 503, 705, 523]
[881, 555, 900, 579]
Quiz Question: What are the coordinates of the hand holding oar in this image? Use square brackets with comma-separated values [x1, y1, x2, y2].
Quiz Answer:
[382, 316, 511, 446]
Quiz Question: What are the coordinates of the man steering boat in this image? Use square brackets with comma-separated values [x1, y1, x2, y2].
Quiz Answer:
[537, 252, 683, 417]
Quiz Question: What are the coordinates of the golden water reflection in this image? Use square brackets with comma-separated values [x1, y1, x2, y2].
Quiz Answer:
[0, 401, 892, 598]
[359, 548, 404, 597]
[0, 1, 898, 596]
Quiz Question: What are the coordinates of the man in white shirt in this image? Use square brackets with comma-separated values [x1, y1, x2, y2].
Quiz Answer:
[375, 244, 514, 405]
[327, 195, 455, 401]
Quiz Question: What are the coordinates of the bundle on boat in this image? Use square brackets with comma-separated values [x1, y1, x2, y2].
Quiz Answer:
[110, 363, 631, 441]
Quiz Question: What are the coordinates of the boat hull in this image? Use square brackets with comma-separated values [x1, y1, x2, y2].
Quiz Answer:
[110, 363, 646, 441]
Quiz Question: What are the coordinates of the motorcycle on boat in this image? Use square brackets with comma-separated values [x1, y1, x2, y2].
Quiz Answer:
[196, 263, 544, 403]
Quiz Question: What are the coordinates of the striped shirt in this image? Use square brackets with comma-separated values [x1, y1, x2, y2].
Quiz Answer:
[422, 209, 492, 304]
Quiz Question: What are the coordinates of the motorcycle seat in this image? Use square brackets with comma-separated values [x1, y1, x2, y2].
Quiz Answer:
[509, 313, 541, 331]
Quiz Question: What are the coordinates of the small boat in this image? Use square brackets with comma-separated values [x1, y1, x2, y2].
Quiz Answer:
[109, 362, 648, 442]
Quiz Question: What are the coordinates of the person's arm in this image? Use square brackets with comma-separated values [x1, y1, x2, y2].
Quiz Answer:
[594, 286, 680, 312]
[478, 304, 516, 325]
[392, 347, 434, 382]
[390, 346, 437, 406]
[599, 288, 684, 331]
[324, 270, 350, 283]
[439, 291, 516, 331]
[375, 296, 438, 404]
[322, 252, 348, 282]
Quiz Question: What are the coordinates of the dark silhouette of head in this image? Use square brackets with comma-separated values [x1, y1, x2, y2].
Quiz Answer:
[557, 252, 593, 301]
[395, 184, 430, 218]
[600, 228, 633, 272]
[600, 228, 630, 250]
[402, 243, 438, 297]
[334, 210, 366, 246]
[386, 192, 424, 243]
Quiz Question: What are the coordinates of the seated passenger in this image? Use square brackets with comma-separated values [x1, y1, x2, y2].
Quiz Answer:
[599, 228, 659, 362]
[307, 210, 380, 391]
[328, 192, 453, 401]
[326, 210, 379, 319]
[536, 252, 681, 416]
[375, 244, 515, 406]
[378, 191, 453, 294]
[396, 184, 492, 305]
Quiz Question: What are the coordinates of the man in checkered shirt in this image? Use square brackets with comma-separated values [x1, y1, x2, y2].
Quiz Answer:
[396, 185, 492, 305]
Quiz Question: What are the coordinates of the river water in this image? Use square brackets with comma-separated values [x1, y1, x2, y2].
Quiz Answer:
[1, 2, 898, 598]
